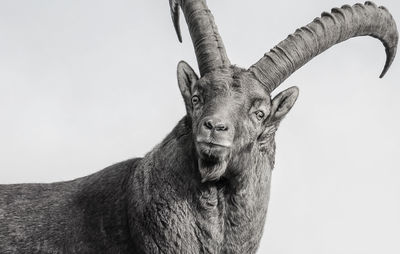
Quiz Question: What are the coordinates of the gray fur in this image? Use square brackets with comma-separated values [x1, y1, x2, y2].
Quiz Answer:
[0, 159, 137, 253]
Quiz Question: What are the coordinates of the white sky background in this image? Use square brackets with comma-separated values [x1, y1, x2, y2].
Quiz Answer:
[0, 0, 399, 253]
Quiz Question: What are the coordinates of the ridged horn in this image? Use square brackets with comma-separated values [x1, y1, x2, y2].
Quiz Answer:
[169, 0, 230, 76]
[249, 1, 398, 92]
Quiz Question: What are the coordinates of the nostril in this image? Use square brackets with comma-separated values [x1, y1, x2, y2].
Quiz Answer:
[215, 123, 228, 132]
[204, 120, 214, 130]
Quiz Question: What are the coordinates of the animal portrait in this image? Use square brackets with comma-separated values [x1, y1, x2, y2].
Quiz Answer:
[0, 0, 399, 253]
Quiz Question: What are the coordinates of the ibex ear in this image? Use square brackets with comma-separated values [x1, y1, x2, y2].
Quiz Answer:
[269, 86, 299, 123]
[177, 61, 199, 114]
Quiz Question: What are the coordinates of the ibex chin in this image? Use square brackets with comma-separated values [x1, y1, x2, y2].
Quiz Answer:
[0, 0, 398, 253]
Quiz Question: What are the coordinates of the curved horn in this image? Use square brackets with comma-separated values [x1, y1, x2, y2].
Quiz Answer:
[249, 1, 398, 92]
[169, 0, 230, 76]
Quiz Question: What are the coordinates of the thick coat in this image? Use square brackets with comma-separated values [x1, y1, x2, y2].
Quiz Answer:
[0, 115, 272, 253]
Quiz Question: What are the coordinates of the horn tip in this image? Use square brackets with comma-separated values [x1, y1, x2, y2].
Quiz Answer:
[171, 16, 183, 42]
[176, 29, 183, 43]
[379, 46, 397, 79]
[169, 0, 182, 42]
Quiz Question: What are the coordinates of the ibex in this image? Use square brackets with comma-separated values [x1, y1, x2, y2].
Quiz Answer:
[0, 0, 398, 253]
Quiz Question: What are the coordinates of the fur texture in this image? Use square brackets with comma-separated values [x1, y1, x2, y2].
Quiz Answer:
[0, 158, 138, 253]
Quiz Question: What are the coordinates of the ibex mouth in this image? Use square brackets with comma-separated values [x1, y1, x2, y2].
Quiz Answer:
[196, 136, 232, 148]
[197, 141, 230, 149]
[197, 141, 230, 158]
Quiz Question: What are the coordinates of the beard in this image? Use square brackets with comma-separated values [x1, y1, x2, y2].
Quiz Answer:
[196, 142, 230, 183]
[198, 158, 228, 183]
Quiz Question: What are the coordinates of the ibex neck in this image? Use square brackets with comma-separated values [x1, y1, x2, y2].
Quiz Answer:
[222, 160, 272, 253]
[128, 116, 272, 253]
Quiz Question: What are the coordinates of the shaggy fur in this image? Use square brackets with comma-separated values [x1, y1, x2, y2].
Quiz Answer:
[0, 158, 138, 253]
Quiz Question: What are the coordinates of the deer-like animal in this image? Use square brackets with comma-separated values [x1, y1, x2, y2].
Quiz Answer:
[0, 0, 398, 253]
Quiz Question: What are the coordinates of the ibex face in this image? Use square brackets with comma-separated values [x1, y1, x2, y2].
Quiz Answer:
[177, 62, 298, 182]
[170, 0, 398, 185]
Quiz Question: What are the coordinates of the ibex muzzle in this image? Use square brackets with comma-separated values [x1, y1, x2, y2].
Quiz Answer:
[195, 94, 237, 181]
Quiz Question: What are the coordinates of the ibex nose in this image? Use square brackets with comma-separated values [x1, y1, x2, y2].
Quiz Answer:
[203, 117, 229, 132]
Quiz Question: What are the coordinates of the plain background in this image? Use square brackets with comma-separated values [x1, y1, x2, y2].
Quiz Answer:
[0, 0, 399, 253]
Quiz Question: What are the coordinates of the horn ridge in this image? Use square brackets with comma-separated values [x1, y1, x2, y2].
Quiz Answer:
[249, 2, 398, 91]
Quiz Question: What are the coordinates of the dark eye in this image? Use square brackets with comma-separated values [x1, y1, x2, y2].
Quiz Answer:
[191, 95, 200, 105]
[255, 110, 265, 120]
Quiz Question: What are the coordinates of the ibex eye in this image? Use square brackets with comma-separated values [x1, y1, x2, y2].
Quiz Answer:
[191, 95, 200, 105]
[255, 110, 265, 120]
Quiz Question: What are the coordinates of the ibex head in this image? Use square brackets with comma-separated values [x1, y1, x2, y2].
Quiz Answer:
[171, 0, 398, 183]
